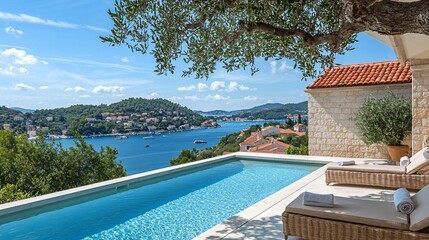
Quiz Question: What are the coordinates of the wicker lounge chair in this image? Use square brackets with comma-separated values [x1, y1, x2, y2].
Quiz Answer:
[326, 147, 429, 190]
[282, 184, 429, 240]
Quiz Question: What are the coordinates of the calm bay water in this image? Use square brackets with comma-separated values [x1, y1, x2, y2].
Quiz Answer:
[55, 121, 273, 175]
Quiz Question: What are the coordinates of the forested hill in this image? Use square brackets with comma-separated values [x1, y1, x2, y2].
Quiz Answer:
[233, 101, 308, 119]
[0, 106, 21, 116]
[34, 98, 198, 119]
[195, 103, 283, 116]
[0, 98, 209, 135]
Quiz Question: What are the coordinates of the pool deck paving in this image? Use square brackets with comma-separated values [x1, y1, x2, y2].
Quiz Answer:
[195, 156, 402, 240]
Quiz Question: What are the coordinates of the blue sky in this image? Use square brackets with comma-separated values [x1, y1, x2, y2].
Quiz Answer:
[0, 0, 398, 111]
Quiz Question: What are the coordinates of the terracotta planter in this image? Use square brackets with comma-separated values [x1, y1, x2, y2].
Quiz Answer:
[387, 145, 409, 161]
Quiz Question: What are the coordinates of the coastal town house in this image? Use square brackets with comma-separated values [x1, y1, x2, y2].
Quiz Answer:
[307, 61, 412, 159]
[308, 28, 429, 159]
[367, 31, 429, 156]
[248, 139, 289, 154]
[293, 123, 307, 133]
[261, 126, 280, 137]
[239, 132, 267, 152]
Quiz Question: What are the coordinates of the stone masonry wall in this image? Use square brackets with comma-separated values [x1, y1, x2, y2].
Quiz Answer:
[411, 62, 429, 154]
[308, 84, 412, 159]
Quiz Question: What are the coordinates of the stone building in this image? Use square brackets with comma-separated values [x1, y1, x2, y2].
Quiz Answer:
[307, 61, 412, 159]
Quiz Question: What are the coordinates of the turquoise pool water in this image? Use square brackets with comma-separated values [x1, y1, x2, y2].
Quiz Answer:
[0, 159, 321, 239]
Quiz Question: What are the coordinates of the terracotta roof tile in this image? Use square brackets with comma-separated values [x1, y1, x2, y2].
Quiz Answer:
[249, 140, 289, 154]
[307, 61, 411, 89]
[241, 135, 257, 145]
[280, 128, 305, 136]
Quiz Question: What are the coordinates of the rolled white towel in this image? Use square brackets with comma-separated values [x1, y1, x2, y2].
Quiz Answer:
[400, 156, 410, 166]
[337, 160, 355, 166]
[303, 192, 334, 208]
[394, 188, 414, 214]
[424, 148, 429, 159]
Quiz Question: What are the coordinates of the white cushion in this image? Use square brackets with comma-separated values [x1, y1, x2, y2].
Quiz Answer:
[286, 194, 409, 230]
[406, 148, 429, 174]
[410, 184, 429, 231]
[327, 164, 406, 174]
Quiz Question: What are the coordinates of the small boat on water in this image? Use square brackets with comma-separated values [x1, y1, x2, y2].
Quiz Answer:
[116, 135, 129, 140]
[143, 136, 154, 140]
[194, 140, 207, 144]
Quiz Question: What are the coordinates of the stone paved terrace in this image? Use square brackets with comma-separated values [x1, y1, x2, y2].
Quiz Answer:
[196, 154, 405, 240]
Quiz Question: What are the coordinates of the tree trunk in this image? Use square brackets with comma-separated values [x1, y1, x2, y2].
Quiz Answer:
[363, 0, 429, 35]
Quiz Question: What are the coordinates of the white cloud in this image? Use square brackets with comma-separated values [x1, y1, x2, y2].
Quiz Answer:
[177, 85, 196, 91]
[170, 96, 182, 101]
[92, 85, 124, 94]
[1, 48, 38, 65]
[206, 94, 229, 101]
[279, 61, 292, 72]
[226, 81, 250, 92]
[84, 25, 109, 33]
[197, 83, 209, 92]
[210, 81, 225, 91]
[270, 61, 277, 74]
[45, 57, 149, 72]
[0, 65, 28, 76]
[13, 83, 35, 91]
[5, 27, 23, 35]
[184, 95, 201, 101]
[39, 86, 48, 90]
[0, 66, 16, 76]
[80, 94, 91, 98]
[179, 81, 251, 93]
[121, 57, 129, 63]
[0, 11, 107, 32]
[65, 86, 86, 92]
[148, 92, 159, 98]
[244, 96, 258, 101]
[0, 11, 78, 28]
[17, 66, 28, 73]
[270, 61, 292, 74]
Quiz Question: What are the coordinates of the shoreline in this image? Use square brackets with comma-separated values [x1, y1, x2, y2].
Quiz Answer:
[45, 119, 287, 140]
[47, 125, 222, 140]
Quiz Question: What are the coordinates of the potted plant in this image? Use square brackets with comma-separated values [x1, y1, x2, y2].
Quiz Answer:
[354, 92, 412, 161]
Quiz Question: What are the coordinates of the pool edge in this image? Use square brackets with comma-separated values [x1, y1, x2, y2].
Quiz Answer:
[0, 152, 371, 231]
[0, 154, 237, 217]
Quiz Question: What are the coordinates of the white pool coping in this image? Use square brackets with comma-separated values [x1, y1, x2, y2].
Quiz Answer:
[0, 152, 384, 238]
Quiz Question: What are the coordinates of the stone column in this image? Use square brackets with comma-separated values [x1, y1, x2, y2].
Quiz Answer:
[411, 60, 429, 154]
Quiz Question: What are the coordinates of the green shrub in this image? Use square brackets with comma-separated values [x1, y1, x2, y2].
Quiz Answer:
[354, 92, 411, 146]
[0, 130, 126, 203]
[0, 184, 32, 204]
[287, 146, 309, 155]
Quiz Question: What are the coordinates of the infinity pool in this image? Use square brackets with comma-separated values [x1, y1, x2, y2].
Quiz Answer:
[0, 159, 321, 239]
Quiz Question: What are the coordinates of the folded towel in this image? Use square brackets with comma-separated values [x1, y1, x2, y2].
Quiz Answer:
[400, 156, 410, 166]
[394, 188, 414, 214]
[337, 160, 355, 166]
[303, 192, 334, 208]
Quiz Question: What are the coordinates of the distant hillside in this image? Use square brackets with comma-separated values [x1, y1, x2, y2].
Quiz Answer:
[233, 101, 308, 119]
[1, 98, 209, 135]
[10, 107, 35, 113]
[0, 106, 22, 116]
[196, 103, 283, 116]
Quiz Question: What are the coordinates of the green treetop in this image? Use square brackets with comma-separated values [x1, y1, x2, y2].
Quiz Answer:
[102, 0, 429, 80]
[0, 131, 126, 203]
